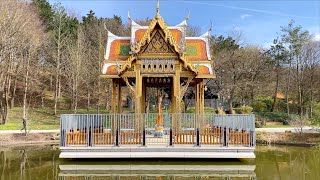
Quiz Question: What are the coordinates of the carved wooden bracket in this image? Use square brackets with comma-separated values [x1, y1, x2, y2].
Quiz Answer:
[180, 77, 193, 100]
[122, 77, 136, 98]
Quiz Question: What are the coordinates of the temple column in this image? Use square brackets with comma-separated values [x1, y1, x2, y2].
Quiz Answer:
[195, 79, 205, 130]
[199, 80, 205, 114]
[141, 77, 146, 113]
[173, 63, 181, 113]
[135, 63, 143, 114]
[112, 79, 121, 113]
[195, 79, 204, 115]
[118, 82, 122, 113]
[172, 63, 181, 132]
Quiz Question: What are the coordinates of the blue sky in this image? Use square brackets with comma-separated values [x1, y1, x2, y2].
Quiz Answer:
[48, 0, 320, 47]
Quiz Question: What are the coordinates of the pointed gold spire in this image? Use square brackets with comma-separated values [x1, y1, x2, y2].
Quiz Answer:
[155, 0, 161, 19]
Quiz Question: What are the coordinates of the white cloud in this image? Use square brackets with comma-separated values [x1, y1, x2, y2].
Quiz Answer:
[240, 14, 251, 20]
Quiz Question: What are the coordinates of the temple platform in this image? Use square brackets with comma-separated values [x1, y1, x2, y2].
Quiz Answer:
[60, 145, 255, 159]
[59, 113, 256, 159]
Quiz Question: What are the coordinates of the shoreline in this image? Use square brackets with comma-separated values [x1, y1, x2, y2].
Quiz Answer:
[256, 131, 320, 147]
[0, 131, 319, 147]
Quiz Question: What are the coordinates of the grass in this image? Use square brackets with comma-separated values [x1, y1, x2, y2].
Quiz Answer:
[0, 107, 110, 130]
[261, 125, 294, 128]
[256, 131, 320, 145]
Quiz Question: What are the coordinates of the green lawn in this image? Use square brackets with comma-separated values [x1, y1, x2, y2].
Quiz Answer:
[261, 125, 294, 128]
[0, 107, 109, 130]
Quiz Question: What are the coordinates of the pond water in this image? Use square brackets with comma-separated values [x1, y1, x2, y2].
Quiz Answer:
[0, 145, 319, 180]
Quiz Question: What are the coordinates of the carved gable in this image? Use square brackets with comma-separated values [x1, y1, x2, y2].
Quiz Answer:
[139, 28, 177, 59]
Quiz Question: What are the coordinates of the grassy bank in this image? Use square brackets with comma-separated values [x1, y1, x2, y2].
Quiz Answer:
[256, 131, 320, 146]
[0, 107, 108, 130]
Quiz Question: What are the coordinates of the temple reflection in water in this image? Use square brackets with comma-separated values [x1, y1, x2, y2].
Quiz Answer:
[58, 164, 256, 180]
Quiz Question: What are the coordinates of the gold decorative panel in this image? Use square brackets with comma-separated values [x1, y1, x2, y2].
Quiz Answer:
[139, 30, 177, 58]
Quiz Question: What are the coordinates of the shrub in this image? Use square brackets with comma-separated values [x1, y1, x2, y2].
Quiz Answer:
[252, 101, 267, 112]
[234, 106, 253, 114]
[311, 103, 320, 126]
[255, 111, 298, 125]
[216, 107, 226, 115]
[255, 96, 273, 111]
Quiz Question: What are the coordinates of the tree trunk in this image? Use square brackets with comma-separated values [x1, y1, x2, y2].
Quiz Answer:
[87, 90, 90, 111]
[41, 93, 44, 108]
[297, 61, 303, 118]
[272, 68, 279, 112]
[285, 63, 291, 115]
[22, 55, 30, 136]
[10, 76, 17, 108]
[54, 73, 59, 115]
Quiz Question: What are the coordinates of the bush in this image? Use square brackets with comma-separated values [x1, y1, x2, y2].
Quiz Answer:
[255, 111, 298, 125]
[216, 107, 226, 115]
[234, 106, 253, 114]
[252, 101, 267, 112]
[255, 96, 273, 111]
[311, 103, 320, 126]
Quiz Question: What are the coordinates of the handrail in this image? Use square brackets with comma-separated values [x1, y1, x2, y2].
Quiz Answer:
[60, 113, 255, 147]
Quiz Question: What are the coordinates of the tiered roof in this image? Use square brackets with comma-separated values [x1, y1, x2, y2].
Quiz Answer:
[102, 3, 214, 78]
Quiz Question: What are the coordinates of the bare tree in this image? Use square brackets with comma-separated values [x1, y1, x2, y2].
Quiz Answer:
[65, 26, 87, 113]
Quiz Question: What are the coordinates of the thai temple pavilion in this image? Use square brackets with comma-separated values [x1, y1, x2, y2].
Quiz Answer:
[101, 2, 214, 115]
[59, 1, 255, 159]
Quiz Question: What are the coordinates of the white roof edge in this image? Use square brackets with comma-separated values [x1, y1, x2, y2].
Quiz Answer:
[105, 32, 130, 60]
[175, 20, 187, 27]
[195, 63, 214, 75]
[200, 31, 210, 38]
[102, 62, 124, 74]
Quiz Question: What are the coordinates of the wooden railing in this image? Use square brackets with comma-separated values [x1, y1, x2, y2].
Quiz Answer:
[60, 113, 255, 147]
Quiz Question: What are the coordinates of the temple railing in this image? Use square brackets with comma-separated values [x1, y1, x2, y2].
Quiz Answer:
[60, 113, 255, 148]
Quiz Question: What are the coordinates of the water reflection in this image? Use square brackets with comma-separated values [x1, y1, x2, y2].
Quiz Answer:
[58, 164, 256, 179]
[0, 146, 60, 180]
[0, 145, 319, 179]
[255, 146, 320, 180]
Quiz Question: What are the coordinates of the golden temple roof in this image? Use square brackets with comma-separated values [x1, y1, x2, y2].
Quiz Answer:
[102, 0, 214, 78]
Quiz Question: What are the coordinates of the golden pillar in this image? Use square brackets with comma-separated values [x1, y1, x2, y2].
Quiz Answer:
[135, 63, 143, 114]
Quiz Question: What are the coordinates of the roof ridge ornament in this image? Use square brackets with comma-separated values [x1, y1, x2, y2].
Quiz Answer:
[155, 0, 161, 19]
[208, 20, 213, 36]
[185, 10, 190, 21]
[128, 11, 131, 21]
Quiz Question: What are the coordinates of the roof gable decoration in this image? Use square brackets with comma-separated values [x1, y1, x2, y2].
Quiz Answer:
[120, 15, 197, 75]
[103, 28, 130, 61]
[128, 7, 190, 55]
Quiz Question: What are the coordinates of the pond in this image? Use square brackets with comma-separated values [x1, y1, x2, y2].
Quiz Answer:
[0, 145, 319, 179]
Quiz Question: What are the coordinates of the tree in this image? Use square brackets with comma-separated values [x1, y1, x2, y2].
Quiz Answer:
[267, 37, 289, 111]
[300, 40, 320, 118]
[211, 35, 240, 112]
[281, 20, 310, 117]
[31, 0, 54, 31]
[186, 25, 201, 37]
[82, 10, 96, 24]
[64, 26, 87, 113]
[50, 3, 78, 115]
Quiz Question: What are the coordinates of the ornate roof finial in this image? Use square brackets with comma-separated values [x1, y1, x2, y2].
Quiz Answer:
[209, 20, 213, 32]
[185, 10, 190, 21]
[208, 20, 213, 38]
[128, 10, 131, 20]
[156, 0, 161, 18]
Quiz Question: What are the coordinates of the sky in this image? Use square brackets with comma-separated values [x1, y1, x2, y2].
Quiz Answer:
[48, 0, 320, 47]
